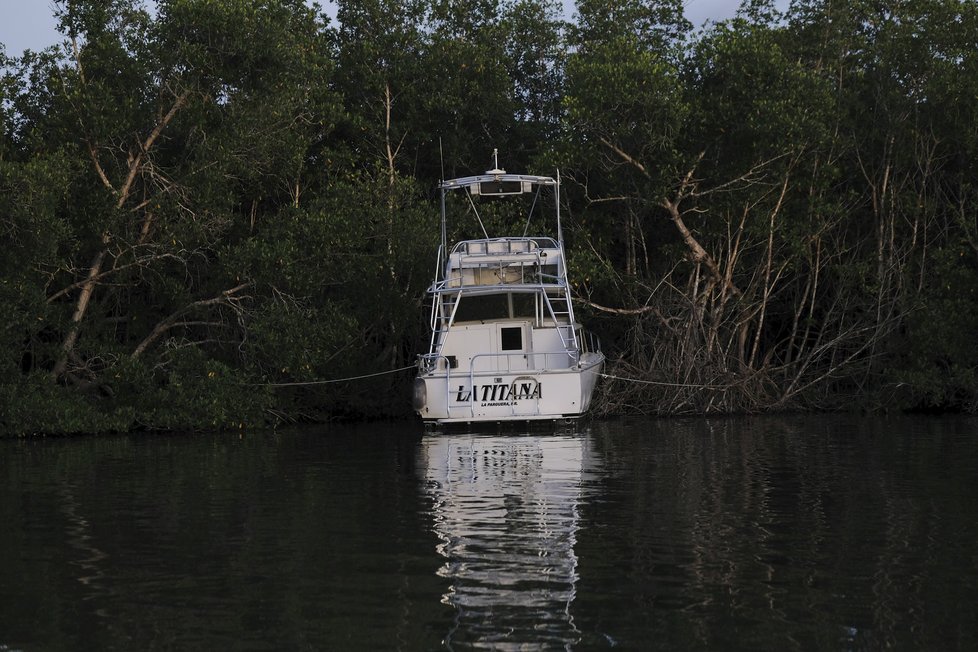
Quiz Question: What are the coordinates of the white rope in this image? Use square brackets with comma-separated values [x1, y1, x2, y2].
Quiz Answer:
[263, 364, 417, 387]
[265, 368, 728, 390]
[264, 368, 729, 389]
[598, 371, 729, 390]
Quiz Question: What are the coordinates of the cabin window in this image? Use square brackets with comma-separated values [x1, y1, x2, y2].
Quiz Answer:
[454, 294, 509, 321]
[501, 327, 523, 351]
[454, 293, 534, 321]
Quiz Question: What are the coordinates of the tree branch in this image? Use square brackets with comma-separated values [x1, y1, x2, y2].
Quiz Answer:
[131, 283, 251, 358]
[117, 89, 192, 209]
[46, 251, 186, 303]
[599, 137, 651, 179]
[53, 89, 194, 380]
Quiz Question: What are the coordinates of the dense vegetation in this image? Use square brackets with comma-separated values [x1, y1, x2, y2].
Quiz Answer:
[1, 0, 976, 435]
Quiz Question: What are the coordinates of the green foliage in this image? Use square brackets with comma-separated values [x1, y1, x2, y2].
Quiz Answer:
[0, 372, 136, 435]
[126, 350, 272, 430]
[2, 0, 978, 433]
[890, 248, 978, 411]
[502, 0, 566, 142]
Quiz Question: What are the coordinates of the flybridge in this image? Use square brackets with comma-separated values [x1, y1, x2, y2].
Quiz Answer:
[434, 149, 564, 256]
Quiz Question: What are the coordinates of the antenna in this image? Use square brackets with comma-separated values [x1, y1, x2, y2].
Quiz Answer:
[439, 137, 445, 183]
[439, 138, 447, 254]
[487, 148, 505, 174]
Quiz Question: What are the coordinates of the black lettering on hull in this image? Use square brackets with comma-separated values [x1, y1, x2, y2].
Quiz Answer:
[453, 378, 542, 404]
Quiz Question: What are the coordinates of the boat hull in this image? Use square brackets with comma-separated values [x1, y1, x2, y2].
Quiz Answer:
[415, 354, 603, 423]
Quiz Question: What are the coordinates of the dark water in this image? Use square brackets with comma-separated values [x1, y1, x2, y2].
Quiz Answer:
[2, 416, 977, 651]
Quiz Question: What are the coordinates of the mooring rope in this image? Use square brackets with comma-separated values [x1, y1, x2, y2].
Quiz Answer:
[598, 371, 730, 390]
[262, 367, 730, 390]
[261, 364, 417, 387]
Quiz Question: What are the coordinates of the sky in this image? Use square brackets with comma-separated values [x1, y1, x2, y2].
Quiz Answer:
[1, 1, 785, 59]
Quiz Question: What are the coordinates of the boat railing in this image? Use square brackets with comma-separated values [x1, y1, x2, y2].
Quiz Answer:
[433, 237, 564, 290]
[432, 275, 565, 293]
[470, 351, 577, 372]
[449, 237, 559, 255]
[418, 350, 577, 375]
[438, 267, 563, 290]
[578, 328, 602, 355]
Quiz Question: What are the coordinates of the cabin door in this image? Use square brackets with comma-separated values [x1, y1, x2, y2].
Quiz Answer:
[498, 324, 529, 372]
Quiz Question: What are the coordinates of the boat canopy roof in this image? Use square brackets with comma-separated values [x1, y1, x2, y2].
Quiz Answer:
[439, 173, 557, 196]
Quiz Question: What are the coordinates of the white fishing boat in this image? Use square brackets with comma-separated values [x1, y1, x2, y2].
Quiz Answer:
[413, 153, 604, 423]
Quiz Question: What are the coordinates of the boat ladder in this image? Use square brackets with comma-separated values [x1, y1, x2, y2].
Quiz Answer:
[542, 291, 579, 359]
[428, 290, 462, 354]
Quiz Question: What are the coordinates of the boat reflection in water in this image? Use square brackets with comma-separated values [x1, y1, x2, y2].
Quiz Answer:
[419, 430, 598, 649]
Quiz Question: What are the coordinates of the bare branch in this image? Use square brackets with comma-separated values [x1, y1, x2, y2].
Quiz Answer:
[690, 152, 791, 199]
[117, 89, 192, 209]
[578, 299, 657, 315]
[46, 251, 187, 303]
[131, 283, 252, 358]
[598, 137, 651, 179]
[87, 142, 117, 194]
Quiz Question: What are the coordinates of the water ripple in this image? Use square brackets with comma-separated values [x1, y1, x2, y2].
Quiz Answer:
[420, 433, 597, 649]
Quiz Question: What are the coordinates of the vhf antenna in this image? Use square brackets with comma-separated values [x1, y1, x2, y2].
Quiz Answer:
[439, 137, 445, 183]
[488, 148, 505, 174]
